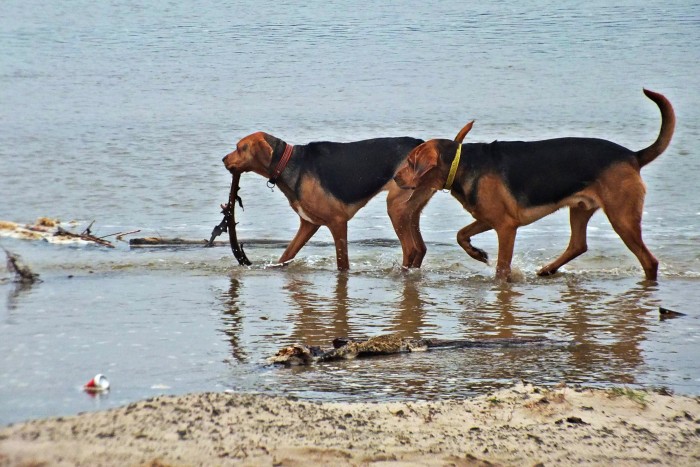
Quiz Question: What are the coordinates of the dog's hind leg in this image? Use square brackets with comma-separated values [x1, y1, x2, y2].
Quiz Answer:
[327, 221, 350, 271]
[278, 218, 320, 264]
[538, 206, 597, 276]
[456, 220, 492, 264]
[599, 169, 659, 280]
[604, 200, 658, 281]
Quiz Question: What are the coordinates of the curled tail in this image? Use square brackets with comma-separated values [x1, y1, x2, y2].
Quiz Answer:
[453, 120, 474, 143]
[636, 89, 675, 167]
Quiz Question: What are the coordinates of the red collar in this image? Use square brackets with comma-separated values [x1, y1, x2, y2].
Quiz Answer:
[268, 142, 294, 185]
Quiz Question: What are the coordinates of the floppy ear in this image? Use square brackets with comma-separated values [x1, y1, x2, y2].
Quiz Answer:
[394, 143, 439, 189]
[240, 132, 273, 173]
[410, 145, 439, 180]
[453, 120, 474, 143]
[258, 133, 278, 158]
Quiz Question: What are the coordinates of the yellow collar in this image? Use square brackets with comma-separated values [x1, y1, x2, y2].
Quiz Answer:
[444, 144, 462, 190]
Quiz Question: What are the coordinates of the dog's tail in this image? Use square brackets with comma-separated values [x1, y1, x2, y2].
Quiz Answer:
[636, 89, 675, 168]
[453, 120, 474, 143]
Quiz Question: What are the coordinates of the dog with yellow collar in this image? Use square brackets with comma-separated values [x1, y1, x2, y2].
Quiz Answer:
[393, 89, 674, 281]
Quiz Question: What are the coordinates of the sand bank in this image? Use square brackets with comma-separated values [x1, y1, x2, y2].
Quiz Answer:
[1, 384, 698, 466]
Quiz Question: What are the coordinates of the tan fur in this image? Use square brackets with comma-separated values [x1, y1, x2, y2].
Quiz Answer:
[224, 133, 434, 269]
[394, 90, 673, 282]
[432, 158, 659, 281]
[393, 140, 445, 191]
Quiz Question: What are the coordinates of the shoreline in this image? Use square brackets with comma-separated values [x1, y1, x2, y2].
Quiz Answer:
[1, 384, 698, 466]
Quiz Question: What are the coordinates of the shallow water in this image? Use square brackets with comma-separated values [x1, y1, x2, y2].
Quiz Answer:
[1, 1, 699, 424]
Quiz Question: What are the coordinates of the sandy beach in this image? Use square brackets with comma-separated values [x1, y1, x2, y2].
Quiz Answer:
[1, 383, 698, 466]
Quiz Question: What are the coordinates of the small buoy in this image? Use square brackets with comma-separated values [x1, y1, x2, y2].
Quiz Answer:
[84, 374, 110, 392]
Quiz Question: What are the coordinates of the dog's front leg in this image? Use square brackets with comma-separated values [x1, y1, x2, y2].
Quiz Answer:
[456, 220, 492, 264]
[328, 221, 350, 271]
[278, 218, 320, 264]
[408, 207, 428, 268]
[494, 224, 518, 281]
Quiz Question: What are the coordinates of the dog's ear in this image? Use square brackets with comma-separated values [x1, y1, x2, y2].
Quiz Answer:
[409, 144, 440, 181]
[394, 143, 435, 189]
[255, 132, 276, 158]
[453, 120, 474, 143]
[398, 142, 443, 191]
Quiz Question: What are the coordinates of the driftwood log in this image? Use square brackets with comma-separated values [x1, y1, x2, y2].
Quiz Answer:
[130, 237, 294, 249]
[0, 218, 139, 248]
[130, 237, 215, 247]
[55, 226, 114, 248]
[268, 333, 559, 366]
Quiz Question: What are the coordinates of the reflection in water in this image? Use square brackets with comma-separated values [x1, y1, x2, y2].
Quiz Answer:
[456, 283, 522, 340]
[488, 285, 519, 339]
[211, 268, 691, 400]
[389, 274, 428, 338]
[285, 272, 351, 345]
[562, 281, 656, 385]
[220, 276, 248, 363]
[5, 280, 37, 314]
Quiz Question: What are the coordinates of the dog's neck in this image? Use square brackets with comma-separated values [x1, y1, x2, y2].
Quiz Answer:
[268, 141, 294, 186]
[259, 135, 302, 202]
[263, 135, 290, 178]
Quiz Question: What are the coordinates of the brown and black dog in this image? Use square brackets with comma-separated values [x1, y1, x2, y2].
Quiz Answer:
[393, 89, 675, 281]
[223, 133, 439, 270]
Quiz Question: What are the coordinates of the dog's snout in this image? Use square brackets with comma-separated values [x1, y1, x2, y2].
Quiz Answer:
[222, 150, 236, 166]
[222, 152, 236, 173]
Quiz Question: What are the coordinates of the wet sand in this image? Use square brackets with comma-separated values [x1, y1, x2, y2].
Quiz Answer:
[1, 384, 698, 466]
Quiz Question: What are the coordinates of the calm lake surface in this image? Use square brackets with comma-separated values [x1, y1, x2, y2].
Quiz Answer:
[1, 1, 699, 424]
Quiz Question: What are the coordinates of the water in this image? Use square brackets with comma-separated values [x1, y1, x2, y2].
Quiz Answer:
[1, 0, 699, 424]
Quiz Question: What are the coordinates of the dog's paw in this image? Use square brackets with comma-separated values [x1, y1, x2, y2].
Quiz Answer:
[537, 266, 558, 277]
[468, 247, 489, 264]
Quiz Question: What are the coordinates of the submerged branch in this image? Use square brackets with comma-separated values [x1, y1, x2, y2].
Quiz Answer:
[268, 333, 561, 366]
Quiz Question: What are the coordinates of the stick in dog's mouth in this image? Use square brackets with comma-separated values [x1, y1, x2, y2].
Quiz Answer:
[206, 172, 251, 266]
[226, 172, 251, 265]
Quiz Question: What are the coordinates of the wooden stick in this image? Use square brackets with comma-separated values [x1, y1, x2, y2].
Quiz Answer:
[56, 226, 114, 248]
[226, 172, 251, 265]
